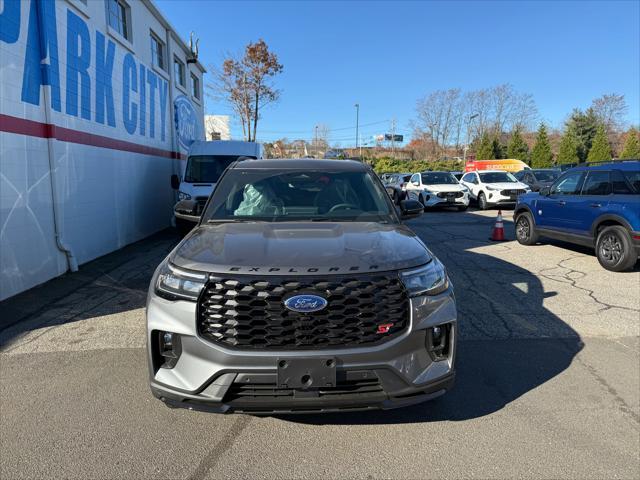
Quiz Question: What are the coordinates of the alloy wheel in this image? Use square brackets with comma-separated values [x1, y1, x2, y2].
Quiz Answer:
[516, 217, 530, 241]
[600, 233, 623, 264]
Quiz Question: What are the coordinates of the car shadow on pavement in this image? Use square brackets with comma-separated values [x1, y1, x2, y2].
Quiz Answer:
[539, 239, 640, 272]
[281, 212, 584, 425]
[0, 228, 183, 348]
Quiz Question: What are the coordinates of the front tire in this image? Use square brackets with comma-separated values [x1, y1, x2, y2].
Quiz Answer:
[478, 192, 488, 210]
[596, 226, 637, 272]
[515, 212, 539, 246]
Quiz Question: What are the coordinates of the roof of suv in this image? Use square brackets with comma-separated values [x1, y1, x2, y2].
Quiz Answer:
[231, 158, 369, 171]
[570, 160, 639, 172]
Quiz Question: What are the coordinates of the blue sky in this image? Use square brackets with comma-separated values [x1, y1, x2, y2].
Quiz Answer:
[156, 0, 640, 145]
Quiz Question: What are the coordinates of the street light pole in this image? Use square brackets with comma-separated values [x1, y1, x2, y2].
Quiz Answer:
[354, 103, 360, 156]
[314, 125, 318, 156]
[464, 113, 479, 162]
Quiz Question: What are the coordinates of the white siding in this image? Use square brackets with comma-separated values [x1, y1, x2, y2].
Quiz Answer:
[0, 0, 205, 300]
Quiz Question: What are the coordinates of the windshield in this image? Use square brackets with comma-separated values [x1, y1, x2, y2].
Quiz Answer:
[479, 172, 517, 183]
[203, 169, 396, 223]
[421, 172, 458, 185]
[184, 155, 256, 183]
[533, 170, 560, 182]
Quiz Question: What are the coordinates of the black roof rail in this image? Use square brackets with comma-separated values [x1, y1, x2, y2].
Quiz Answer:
[559, 158, 639, 171]
[584, 158, 639, 166]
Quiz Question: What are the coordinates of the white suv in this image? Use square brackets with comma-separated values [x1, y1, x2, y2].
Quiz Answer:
[459, 170, 530, 210]
[406, 171, 470, 211]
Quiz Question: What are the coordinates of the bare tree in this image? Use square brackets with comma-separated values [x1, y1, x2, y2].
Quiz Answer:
[414, 88, 463, 158]
[314, 123, 330, 148]
[414, 84, 538, 160]
[208, 39, 283, 141]
[591, 93, 628, 133]
[208, 57, 252, 140]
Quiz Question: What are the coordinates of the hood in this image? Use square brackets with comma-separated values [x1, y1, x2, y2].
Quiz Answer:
[171, 222, 431, 275]
[423, 184, 466, 193]
[485, 182, 529, 190]
[179, 182, 215, 199]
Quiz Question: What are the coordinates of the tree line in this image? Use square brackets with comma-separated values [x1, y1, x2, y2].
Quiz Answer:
[412, 87, 639, 167]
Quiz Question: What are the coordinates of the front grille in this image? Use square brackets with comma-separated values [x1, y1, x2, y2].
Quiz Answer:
[197, 272, 409, 350]
[224, 375, 384, 403]
[195, 196, 208, 215]
[500, 189, 526, 196]
[436, 191, 463, 198]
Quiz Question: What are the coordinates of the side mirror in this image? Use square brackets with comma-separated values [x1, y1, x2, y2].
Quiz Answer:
[399, 200, 424, 220]
[174, 199, 198, 217]
[539, 186, 551, 196]
[412, 181, 420, 186]
[171, 174, 180, 190]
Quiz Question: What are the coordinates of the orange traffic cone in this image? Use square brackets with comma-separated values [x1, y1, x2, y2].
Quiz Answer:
[489, 210, 506, 241]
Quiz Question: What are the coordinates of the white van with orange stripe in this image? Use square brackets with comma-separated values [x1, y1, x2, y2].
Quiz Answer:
[464, 159, 530, 173]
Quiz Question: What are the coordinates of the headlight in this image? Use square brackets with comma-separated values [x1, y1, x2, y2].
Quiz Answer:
[155, 262, 207, 301]
[401, 258, 449, 297]
[486, 185, 499, 191]
[178, 191, 191, 200]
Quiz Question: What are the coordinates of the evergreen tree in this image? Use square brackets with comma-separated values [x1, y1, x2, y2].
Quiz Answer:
[530, 123, 553, 167]
[491, 136, 504, 159]
[507, 127, 529, 161]
[565, 108, 599, 162]
[476, 132, 494, 160]
[587, 124, 612, 162]
[556, 128, 580, 165]
[620, 127, 640, 159]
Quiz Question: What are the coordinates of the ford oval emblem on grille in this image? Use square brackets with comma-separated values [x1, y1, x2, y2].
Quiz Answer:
[284, 295, 328, 313]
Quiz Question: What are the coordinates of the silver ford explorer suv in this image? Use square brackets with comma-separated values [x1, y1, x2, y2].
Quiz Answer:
[147, 159, 457, 414]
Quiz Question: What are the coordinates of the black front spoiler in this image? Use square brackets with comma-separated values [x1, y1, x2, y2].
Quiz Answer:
[151, 372, 455, 415]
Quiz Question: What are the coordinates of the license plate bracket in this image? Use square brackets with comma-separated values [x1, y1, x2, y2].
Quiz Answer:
[277, 357, 337, 389]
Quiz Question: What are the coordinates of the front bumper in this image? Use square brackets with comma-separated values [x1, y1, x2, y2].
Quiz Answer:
[632, 231, 640, 256]
[146, 286, 457, 414]
[485, 191, 520, 206]
[423, 193, 469, 208]
[173, 210, 200, 223]
[151, 370, 455, 414]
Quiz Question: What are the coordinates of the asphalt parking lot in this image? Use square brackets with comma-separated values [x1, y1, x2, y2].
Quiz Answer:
[1, 209, 639, 479]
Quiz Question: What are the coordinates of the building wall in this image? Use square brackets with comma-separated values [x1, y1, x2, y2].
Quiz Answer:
[204, 115, 231, 140]
[0, 0, 205, 300]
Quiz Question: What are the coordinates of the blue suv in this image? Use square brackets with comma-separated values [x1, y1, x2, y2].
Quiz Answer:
[514, 161, 640, 271]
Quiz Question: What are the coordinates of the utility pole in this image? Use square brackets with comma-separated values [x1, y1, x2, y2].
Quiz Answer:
[354, 103, 360, 156]
[464, 113, 479, 162]
[314, 125, 318, 157]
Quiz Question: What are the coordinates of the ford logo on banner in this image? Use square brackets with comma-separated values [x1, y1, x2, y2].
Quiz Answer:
[284, 295, 328, 313]
[174, 95, 201, 152]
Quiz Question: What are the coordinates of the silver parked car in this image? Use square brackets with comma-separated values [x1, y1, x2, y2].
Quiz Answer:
[380, 172, 412, 204]
[147, 159, 457, 413]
